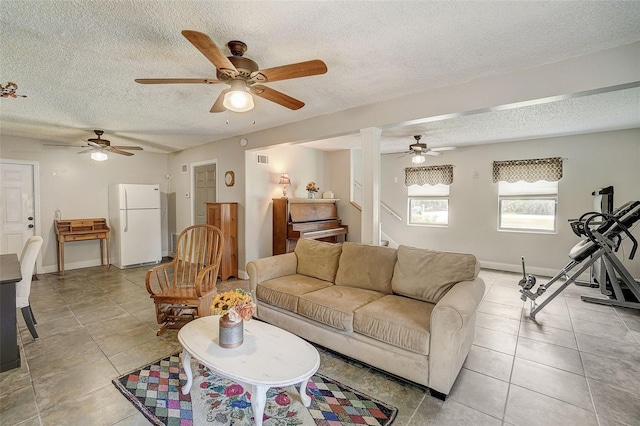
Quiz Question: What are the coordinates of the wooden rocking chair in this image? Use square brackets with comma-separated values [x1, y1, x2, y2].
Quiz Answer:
[146, 224, 224, 335]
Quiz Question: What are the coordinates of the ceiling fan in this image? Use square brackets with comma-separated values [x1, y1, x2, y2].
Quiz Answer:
[135, 30, 328, 113]
[398, 135, 456, 164]
[46, 130, 143, 161]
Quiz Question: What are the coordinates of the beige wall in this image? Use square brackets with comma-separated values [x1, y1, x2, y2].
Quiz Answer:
[380, 129, 640, 277]
[244, 144, 328, 266]
[1, 135, 169, 273]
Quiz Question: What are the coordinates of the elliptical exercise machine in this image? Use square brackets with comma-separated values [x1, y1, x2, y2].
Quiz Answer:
[519, 200, 640, 320]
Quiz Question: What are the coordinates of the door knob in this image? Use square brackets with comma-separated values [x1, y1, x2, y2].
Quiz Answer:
[28, 224, 34, 228]
[28, 217, 34, 220]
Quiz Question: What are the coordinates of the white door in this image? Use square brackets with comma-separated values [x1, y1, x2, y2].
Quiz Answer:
[194, 164, 216, 224]
[0, 163, 35, 254]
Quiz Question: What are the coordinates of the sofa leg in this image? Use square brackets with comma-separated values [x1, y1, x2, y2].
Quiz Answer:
[429, 389, 447, 401]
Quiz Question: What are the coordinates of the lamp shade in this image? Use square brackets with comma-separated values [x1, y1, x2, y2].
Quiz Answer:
[278, 173, 291, 185]
[411, 154, 426, 164]
[223, 80, 255, 112]
[91, 151, 108, 161]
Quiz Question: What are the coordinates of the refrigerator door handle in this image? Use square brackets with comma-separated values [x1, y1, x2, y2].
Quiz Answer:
[123, 187, 129, 232]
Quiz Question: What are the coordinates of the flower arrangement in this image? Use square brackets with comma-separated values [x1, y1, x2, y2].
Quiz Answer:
[306, 182, 320, 193]
[211, 289, 256, 322]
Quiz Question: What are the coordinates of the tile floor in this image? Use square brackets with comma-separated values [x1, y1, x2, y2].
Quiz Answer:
[1, 265, 640, 425]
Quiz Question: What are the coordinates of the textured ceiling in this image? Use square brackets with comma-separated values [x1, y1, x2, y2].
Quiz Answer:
[1, 1, 639, 154]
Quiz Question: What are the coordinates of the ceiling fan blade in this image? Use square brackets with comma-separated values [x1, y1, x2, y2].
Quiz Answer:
[396, 152, 411, 159]
[112, 146, 143, 150]
[425, 151, 442, 156]
[44, 143, 83, 147]
[135, 78, 222, 85]
[77, 148, 95, 154]
[431, 146, 458, 152]
[181, 30, 238, 77]
[251, 85, 304, 110]
[106, 147, 134, 156]
[251, 60, 327, 83]
[210, 89, 229, 113]
[87, 141, 102, 148]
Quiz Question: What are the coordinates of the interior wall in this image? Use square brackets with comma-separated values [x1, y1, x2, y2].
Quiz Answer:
[380, 128, 640, 278]
[244, 144, 327, 265]
[0, 135, 169, 273]
[168, 137, 247, 274]
[325, 150, 362, 244]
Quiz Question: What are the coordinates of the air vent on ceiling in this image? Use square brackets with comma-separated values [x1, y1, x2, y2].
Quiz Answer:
[257, 154, 269, 164]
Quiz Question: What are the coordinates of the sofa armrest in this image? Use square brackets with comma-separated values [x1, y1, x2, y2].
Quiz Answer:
[247, 252, 298, 293]
[428, 277, 485, 396]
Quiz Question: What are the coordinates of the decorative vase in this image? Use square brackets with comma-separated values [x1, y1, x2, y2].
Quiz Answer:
[219, 314, 243, 348]
[308, 192, 315, 199]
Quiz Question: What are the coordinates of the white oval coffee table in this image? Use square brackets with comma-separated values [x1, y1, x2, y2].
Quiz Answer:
[178, 316, 320, 426]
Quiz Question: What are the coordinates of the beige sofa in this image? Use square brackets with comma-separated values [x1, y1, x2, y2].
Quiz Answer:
[246, 239, 485, 399]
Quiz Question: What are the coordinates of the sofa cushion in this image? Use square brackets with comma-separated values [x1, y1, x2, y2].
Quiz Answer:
[392, 245, 479, 304]
[334, 242, 397, 294]
[297, 286, 385, 332]
[256, 274, 333, 312]
[354, 295, 434, 355]
[295, 238, 342, 283]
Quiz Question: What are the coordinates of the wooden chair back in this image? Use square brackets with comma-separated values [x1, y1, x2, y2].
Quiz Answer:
[172, 224, 224, 296]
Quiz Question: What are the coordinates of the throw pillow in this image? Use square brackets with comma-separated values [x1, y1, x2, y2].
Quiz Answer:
[334, 242, 397, 294]
[295, 238, 342, 283]
[392, 245, 479, 304]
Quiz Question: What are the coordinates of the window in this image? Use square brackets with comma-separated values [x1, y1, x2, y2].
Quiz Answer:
[493, 157, 562, 233]
[408, 183, 449, 226]
[405, 165, 453, 227]
[498, 179, 558, 232]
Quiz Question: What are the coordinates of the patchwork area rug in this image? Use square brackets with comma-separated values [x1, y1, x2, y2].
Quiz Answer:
[113, 352, 397, 426]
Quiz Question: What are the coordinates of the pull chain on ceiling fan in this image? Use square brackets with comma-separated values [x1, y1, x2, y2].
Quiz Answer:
[135, 30, 328, 113]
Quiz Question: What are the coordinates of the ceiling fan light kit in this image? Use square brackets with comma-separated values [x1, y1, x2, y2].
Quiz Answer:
[412, 154, 426, 164]
[91, 151, 108, 161]
[223, 80, 254, 112]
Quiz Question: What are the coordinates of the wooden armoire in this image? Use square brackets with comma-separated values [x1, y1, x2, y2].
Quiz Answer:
[206, 202, 238, 281]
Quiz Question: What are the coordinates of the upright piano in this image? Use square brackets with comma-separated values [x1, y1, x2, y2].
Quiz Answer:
[273, 198, 348, 255]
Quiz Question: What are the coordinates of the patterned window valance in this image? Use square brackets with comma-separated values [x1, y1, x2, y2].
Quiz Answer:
[492, 157, 563, 183]
[405, 165, 453, 186]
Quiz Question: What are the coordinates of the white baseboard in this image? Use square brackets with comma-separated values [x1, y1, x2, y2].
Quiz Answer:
[479, 260, 592, 282]
[40, 259, 107, 274]
[238, 268, 248, 280]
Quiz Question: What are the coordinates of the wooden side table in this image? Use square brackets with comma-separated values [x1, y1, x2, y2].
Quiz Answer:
[55, 218, 110, 275]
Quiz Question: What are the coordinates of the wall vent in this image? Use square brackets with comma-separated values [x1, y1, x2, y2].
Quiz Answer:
[181, 164, 188, 173]
[257, 154, 269, 165]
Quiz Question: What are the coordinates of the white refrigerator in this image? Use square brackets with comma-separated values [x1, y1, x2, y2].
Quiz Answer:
[108, 184, 162, 269]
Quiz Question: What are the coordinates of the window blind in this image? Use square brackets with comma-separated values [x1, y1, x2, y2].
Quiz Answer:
[405, 165, 453, 186]
[492, 157, 563, 183]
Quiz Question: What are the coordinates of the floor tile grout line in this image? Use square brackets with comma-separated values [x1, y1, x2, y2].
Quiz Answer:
[518, 292, 604, 421]
[405, 392, 427, 425]
[500, 282, 523, 423]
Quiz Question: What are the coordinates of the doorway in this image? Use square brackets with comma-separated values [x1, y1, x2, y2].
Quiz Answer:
[192, 162, 217, 224]
[0, 160, 41, 271]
